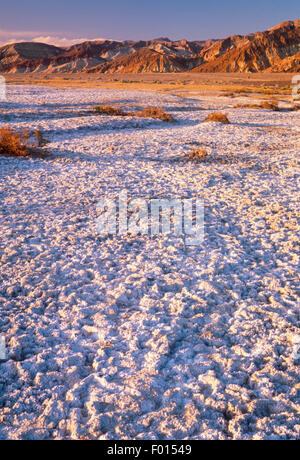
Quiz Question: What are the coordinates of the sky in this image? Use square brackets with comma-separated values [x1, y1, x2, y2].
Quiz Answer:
[0, 0, 299, 46]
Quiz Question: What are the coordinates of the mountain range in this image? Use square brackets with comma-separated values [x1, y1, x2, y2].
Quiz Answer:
[0, 20, 299, 74]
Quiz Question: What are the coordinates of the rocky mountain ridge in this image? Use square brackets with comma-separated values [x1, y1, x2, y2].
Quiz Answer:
[0, 20, 299, 73]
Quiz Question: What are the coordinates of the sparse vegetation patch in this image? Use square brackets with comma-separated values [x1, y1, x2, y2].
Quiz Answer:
[94, 105, 127, 116]
[204, 112, 230, 124]
[234, 100, 279, 111]
[260, 100, 279, 111]
[94, 105, 175, 122]
[0, 127, 49, 158]
[133, 107, 175, 122]
[186, 148, 208, 161]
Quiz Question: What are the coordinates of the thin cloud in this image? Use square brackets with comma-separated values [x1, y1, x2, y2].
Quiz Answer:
[0, 29, 116, 47]
[32, 36, 107, 47]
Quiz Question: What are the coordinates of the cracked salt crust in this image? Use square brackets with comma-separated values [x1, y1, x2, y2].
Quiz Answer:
[0, 85, 299, 440]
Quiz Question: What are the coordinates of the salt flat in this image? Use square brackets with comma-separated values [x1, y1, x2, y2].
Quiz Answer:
[0, 85, 299, 440]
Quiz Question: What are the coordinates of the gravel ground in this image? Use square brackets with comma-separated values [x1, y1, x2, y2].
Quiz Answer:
[0, 85, 299, 440]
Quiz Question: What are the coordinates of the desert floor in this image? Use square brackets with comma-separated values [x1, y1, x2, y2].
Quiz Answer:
[4, 71, 295, 95]
[0, 80, 299, 439]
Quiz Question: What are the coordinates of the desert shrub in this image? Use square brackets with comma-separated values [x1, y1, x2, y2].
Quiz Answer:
[220, 92, 235, 98]
[204, 112, 230, 124]
[234, 103, 260, 109]
[262, 89, 276, 95]
[0, 128, 31, 157]
[93, 105, 175, 122]
[234, 101, 280, 111]
[260, 100, 279, 111]
[0, 127, 49, 158]
[186, 148, 208, 161]
[290, 104, 300, 111]
[34, 129, 49, 147]
[94, 105, 127, 116]
[134, 106, 175, 122]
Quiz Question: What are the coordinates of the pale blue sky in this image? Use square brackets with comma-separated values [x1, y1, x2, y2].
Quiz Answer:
[0, 0, 299, 45]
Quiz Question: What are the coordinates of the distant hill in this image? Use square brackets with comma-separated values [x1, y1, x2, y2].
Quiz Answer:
[87, 48, 195, 73]
[0, 42, 63, 72]
[190, 20, 300, 72]
[0, 20, 299, 73]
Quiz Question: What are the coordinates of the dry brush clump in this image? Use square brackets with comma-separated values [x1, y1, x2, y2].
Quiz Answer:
[0, 127, 49, 158]
[260, 100, 279, 111]
[234, 102, 261, 109]
[219, 91, 236, 98]
[204, 112, 230, 124]
[0, 128, 31, 157]
[94, 105, 127, 116]
[289, 104, 300, 111]
[94, 105, 175, 122]
[133, 106, 175, 122]
[186, 148, 208, 161]
[234, 100, 279, 111]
